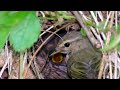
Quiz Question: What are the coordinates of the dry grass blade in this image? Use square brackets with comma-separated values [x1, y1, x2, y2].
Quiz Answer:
[108, 11, 115, 79]
[0, 49, 12, 78]
[41, 30, 63, 41]
[97, 11, 104, 21]
[98, 53, 106, 79]
[114, 11, 118, 79]
[0, 40, 11, 79]
[109, 56, 112, 79]
[90, 11, 99, 25]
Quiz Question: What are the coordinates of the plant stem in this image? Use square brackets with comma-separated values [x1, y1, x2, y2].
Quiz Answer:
[19, 52, 24, 79]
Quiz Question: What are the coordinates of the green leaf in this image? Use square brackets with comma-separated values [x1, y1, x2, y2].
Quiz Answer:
[83, 19, 96, 28]
[9, 11, 41, 52]
[0, 25, 11, 49]
[0, 11, 28, 26]
[0, 11, 28, 49]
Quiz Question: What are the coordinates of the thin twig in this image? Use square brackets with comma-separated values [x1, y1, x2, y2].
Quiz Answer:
[39, 22, 62, 38]
[41, 30, 63, 41]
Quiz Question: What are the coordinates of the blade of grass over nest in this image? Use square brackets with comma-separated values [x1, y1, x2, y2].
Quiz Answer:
[80, 11, 96, 28]
[90, 11, 99, 25]
[39, 21, 63, 38]
[103, 11, 112, 30]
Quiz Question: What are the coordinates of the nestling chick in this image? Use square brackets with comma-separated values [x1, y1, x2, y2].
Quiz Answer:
[54, 30, 102, 79]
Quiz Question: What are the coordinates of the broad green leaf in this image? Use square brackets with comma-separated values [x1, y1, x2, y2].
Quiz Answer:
[9, 11, 40, 52]
[0, 25, 11, 49]
[0, 11, 28, 26]
[0, 11, 29, 49]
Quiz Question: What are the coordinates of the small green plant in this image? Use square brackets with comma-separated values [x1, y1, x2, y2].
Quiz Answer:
[0, 11, 41, 79]
[0, 11, 41, 51]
